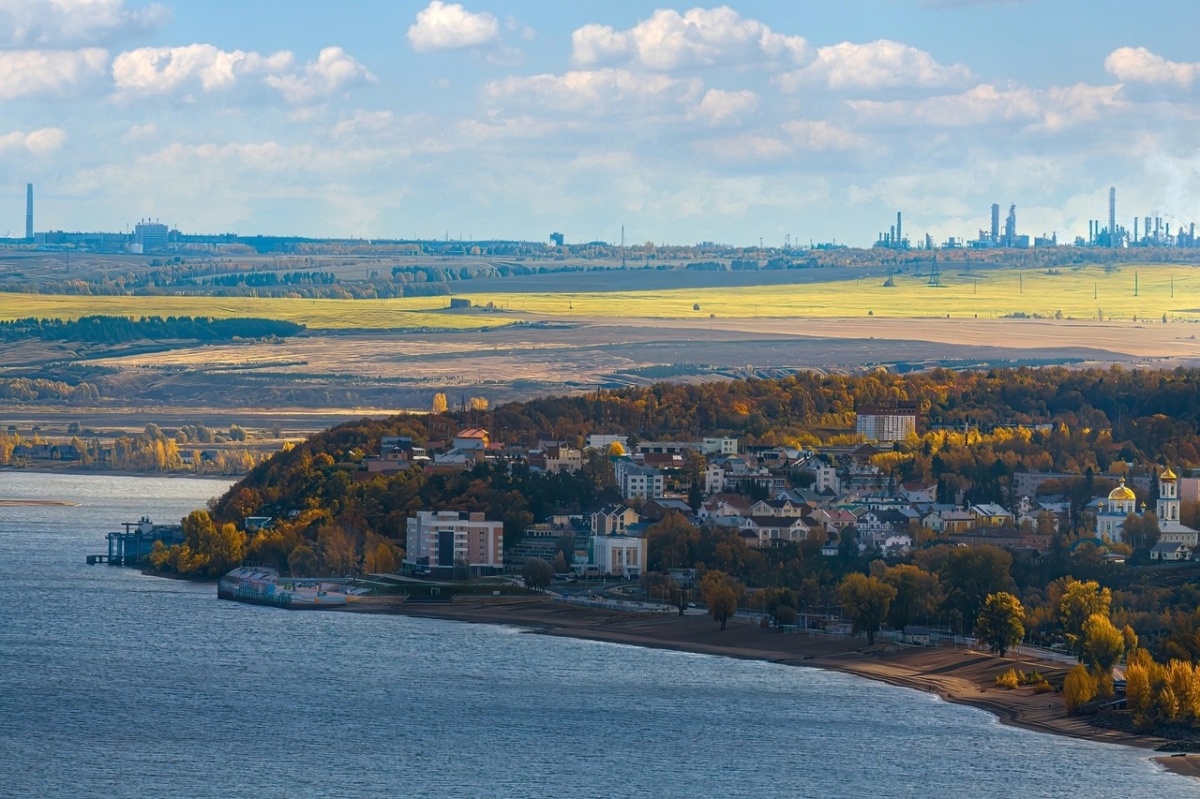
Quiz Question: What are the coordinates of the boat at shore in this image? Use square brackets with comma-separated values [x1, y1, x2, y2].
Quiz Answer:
[218, 566, 367, 609]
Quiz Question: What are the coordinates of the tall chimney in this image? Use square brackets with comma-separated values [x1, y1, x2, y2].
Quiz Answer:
[25, 183, 32, 240]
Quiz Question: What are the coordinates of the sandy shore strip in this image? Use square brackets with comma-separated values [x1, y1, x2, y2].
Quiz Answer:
[338, 596, 1194, 770]
[0, 499, 79, 506]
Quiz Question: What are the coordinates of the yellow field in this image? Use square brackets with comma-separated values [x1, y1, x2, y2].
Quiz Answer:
[2, 263, 1199, 329]
[461, 264, 1200, 323]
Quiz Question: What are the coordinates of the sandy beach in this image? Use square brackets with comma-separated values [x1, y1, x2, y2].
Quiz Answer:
[339, 596, 1198, 781]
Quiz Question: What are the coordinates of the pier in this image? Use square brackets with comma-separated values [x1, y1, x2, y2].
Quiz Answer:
[86, 516, 185, 566]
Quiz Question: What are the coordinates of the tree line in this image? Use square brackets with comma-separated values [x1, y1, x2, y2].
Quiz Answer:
[0, 315, 304, 343]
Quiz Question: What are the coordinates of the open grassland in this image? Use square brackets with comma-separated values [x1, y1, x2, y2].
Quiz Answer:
[0, 294, 513, 330]
[3, 263, 1200, 328]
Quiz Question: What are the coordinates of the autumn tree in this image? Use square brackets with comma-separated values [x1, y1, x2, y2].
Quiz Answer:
[881, 563, 941, 632]
[1081, 613, 1125, 697]
[700, 570, 743, 630]
[287, 544, 319, 577]
[1064, 664, 1099, 713]
[975, 592, 1025, 657]
[431, 392, 448, 414]
[838, 573, 896, 646]
[1057, 579, 1112, 658]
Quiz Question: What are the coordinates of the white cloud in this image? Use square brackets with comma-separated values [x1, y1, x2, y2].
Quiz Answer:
[112, 44, 287, 94]
[265, 47, 375, 104]
[0, 48, 107, 99]
[572, 6, 807, 70]
[112, 44, 372, 104]
[408, 1, 499, 52]
[0, 0, 168, 48]
[1105, 46, 1197, 88]
[484, 68, 702, 115]
[781, 119, 866, 151]
[777, 40, 973, 91]
[850, 82, 1125, 131]
[691, 88, 758, 125]
[0, 127, 67, 154]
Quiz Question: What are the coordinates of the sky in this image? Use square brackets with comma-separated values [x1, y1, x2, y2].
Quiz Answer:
[2, 0, 1200, 247]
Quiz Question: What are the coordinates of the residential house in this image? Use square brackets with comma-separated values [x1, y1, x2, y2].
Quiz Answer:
[742, 516, 810, 547]
[453, 428, 490, 450]
[592, 505, 641, 536]
[529, 442, 583, 474]
[900, 481, 938, 504]
[1151, 541, 1193, 561]
[969, 503, 1014, 528]
[639, 498, 694, 522]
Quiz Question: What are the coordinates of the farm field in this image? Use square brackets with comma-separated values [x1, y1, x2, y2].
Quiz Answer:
[2, 263, 1200, 328]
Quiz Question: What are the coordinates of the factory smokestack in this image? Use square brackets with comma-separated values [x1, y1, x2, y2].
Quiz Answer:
[1108, 186, 1117, 248]
[25, 183, 32, 240]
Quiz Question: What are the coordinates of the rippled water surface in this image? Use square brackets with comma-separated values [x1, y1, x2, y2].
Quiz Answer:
[0, 472, 1193, 798]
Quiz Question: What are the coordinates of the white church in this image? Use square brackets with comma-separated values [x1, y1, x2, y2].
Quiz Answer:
[1094, 467, 1198, 558]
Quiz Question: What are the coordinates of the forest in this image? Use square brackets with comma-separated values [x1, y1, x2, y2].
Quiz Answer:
[0, 315, 304, 343]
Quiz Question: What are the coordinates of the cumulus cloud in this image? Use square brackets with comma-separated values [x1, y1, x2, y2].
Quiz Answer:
[112, 44, 373, 103]
[0, 127, 67, 154]
[485, 68, 702, 115]
[1105, 46, 1197, 88]
[0, 0, 168, 48]
[850, 82, 1125, 131]
[265, 47, 376, 104]
[691, 88, 759, 125]
[408, 1, 500, 52]
[572, 6, 807, 70]
[777, 40, 973, 91]
[0, 48, 107, 99]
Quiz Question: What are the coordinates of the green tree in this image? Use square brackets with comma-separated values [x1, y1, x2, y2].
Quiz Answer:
[838, 573, 896, 646]
[700, 570, 742, 631]
[975, 592, 1025, 657]
[522, 557, 554, 590]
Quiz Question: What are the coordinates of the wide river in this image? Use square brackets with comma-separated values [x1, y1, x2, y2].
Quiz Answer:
[0, 472, 1193, 798]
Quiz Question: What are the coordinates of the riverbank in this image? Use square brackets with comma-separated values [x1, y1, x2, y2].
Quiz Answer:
[340, 596, 1194, 772]
[0, 464, 238, 481]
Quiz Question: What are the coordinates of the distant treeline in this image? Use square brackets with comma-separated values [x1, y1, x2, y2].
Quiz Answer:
[0, 315, 306, 344]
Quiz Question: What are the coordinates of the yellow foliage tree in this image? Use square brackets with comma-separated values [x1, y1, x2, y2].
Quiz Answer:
[431, 392, 448, 414]
[1064, 664, 1098, 713]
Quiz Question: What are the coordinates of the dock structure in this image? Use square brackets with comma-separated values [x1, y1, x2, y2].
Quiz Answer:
[88, 516, 185, 565]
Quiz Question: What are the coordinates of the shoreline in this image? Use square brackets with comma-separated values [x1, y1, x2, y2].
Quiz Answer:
[336, 596, 1197, 781]
[0, 465, 237, 481]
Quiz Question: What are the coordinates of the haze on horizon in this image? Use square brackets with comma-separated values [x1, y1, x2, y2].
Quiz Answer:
[1, 0, 1198, 247]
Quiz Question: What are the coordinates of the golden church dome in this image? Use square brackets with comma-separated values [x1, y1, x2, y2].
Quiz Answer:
[1108, 479, 1136, 502]
[1161, 465, 1178, 481]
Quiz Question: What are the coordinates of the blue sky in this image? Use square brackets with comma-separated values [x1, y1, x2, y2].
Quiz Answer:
[2, 0, 1199, 246]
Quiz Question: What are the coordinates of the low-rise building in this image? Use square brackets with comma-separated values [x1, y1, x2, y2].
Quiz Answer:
[590, 535, 647, 578]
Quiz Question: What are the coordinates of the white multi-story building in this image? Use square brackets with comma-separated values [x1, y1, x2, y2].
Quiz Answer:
[855, 405, 918, 442]
[613, 460, 664, 500]
[702, 437, 738, 456]
[405, 511, 503, 577]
